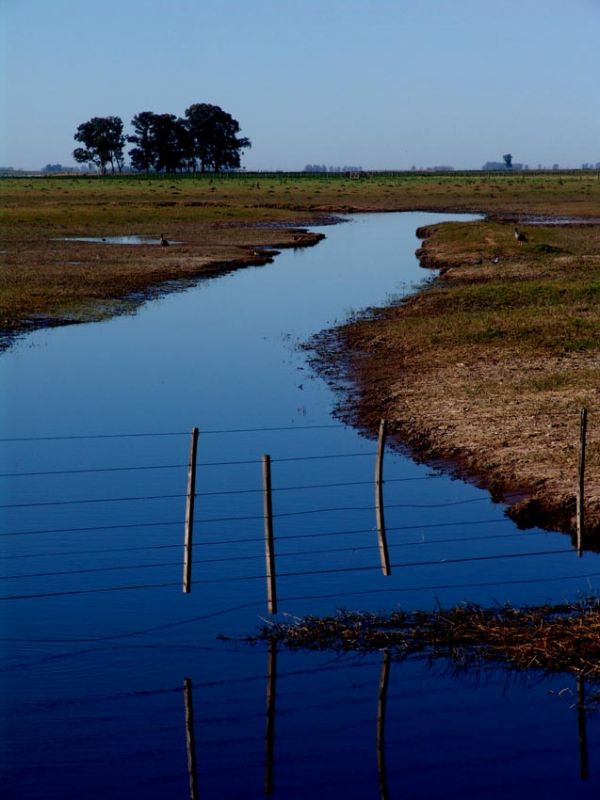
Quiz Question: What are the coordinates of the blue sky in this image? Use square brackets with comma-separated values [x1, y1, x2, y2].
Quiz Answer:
[2, 0, 599, 170]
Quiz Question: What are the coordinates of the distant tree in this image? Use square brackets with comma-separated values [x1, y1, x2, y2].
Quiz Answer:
[128, 112, 157, 171]
[76, 105, 249, 174]
[151, 114, 190, 172]
[128, 112, 194, 172]
[176, 122, 195, 172]
[73, 116, 125, 174]
[185, 103, 251, 172]
[502, 153, 513, 169]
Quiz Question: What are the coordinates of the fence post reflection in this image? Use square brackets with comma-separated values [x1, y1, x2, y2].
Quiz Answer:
[184, 677, 199, 800]
[577, 674, 589, 780]
[265, 641, 278, 795]
[377, 650, 391, 800]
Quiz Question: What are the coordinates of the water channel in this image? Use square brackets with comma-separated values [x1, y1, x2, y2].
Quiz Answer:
[1, 213, 599, 797]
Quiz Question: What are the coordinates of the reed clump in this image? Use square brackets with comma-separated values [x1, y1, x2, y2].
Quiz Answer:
[250, 599, 600, 679]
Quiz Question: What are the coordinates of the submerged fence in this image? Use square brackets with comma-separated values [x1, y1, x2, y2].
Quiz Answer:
[0, 413, 593, 608]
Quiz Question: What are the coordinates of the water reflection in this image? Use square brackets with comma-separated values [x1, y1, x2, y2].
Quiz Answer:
[579, 675, 590, 781]
[1, 635, 597, 798]
[57, 235, 182, 245]
[377, 651, 391, 800]
[173, 647, 597, 799]
[264, 641, 277, 795]
[183, 678, 199, 800]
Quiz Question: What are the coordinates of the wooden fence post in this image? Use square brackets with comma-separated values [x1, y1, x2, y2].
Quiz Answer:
[262, 454, 277, 614]
[375, 420, 391, 576]
[183, 427, 199, 593]
[183, 678, 199, 800]
[577, 409, 587, 557]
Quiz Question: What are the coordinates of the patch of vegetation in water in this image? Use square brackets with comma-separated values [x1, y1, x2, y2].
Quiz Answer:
[245, 598, 600, 681]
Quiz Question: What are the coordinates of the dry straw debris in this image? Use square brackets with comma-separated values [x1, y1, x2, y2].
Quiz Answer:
[250, 599, 600, 680]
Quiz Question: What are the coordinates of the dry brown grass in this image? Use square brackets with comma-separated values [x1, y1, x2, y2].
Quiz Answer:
[3, 172, 600, 345]
[310, 218, 600, 539]
[0, 175, 328, 345]
[250, 600, 600, 680]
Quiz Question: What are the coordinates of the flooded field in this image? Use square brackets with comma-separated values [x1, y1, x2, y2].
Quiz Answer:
[1, 213, 599, 798]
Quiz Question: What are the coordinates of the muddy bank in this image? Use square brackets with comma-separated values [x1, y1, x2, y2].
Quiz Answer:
[0, 224, 326, 351]
[308, 218, 600, 543]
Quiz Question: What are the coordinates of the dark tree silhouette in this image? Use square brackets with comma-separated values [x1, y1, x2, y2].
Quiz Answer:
[73, 116, 126, 174]
[502, 153, 513, 168]
[128, 112, 194, 172]
[78, 105, 250, 174]
[184, 103, 251, 172]
[128, 112, 157, 171]
[147, 114, 189, 172]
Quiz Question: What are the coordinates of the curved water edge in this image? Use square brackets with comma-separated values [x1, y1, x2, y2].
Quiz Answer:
[2, 211, 598, 619]
[3, 212, 600, 799]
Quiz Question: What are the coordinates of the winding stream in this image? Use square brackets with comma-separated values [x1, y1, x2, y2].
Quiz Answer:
[1, 213, 599, 798]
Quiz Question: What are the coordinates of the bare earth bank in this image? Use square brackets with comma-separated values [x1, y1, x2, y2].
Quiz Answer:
[308, 218, 600, 543]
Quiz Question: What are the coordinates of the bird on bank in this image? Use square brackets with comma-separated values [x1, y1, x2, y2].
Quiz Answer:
[514, 227, 528, 244]
[160, 233, 170, 247]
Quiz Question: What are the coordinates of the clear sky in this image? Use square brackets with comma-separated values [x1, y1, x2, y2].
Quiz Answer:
[1, 0, 599, 171]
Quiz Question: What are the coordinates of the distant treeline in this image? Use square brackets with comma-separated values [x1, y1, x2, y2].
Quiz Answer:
[73, 104, 251, 175]
[304, 164, 364, 173]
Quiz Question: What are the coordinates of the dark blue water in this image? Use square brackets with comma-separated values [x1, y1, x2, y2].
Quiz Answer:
[1, 213, 599, 797]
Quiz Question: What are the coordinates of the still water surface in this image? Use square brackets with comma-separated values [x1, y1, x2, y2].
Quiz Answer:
[1, 213, 599, 797]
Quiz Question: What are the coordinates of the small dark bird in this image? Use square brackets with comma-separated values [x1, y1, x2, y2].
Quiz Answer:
[514, 227, 528, 244]
[160, 233, 170, 247]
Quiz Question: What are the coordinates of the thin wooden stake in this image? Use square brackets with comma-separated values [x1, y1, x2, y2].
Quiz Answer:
[183, 678, 199, 800]
[183, 427, 199, 593]
[375, 419, 391, 576]
[262, 454, 277, 614]
[264, 640, 277, 795]
[577, 409, 587, 557]
[377, 651, 391, 800]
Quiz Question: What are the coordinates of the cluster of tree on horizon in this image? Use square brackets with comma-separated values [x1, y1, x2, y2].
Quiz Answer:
[73, 104, 251, 175]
